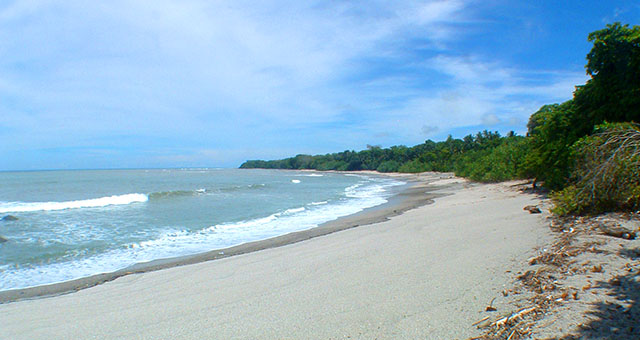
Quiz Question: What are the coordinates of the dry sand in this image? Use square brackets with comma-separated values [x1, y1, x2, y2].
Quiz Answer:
[512, 213, 640, 339]
[0, 176, 552, 339]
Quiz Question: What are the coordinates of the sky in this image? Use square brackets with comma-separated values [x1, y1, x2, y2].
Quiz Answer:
[0, 1, 638, 170]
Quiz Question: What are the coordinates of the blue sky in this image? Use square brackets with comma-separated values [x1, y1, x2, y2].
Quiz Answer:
[1, 1, 638, 170]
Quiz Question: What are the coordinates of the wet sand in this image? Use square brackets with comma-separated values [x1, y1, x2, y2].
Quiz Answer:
[0, 174, 551, 339]
[0, 172, 443, 304]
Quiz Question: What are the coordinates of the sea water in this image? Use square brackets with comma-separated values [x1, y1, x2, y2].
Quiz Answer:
[0, 169, 404, 291]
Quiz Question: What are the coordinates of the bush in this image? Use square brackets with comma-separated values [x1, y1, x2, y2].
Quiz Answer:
[376, 160, 401, 173]
[455, 137, 530, 182]
[524, 101, 579, 190]
[552, 123, 640, 215]
[398, 159, 430, 173]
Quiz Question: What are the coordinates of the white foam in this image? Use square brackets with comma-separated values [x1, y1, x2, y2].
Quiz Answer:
[282, 207, 305, 215]
[291, 179, 301, 184]
[0, 177, 406, 291]
[344, 183, 362, 197]
[0, 193, 149, 213]
[344, 174, 368, 178]
[211, 214, 279, 231]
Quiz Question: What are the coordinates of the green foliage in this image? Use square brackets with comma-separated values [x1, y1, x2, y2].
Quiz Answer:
[376, 160, 401, 173]
[552, 123, 640, 215]
[524, 101, 579, 190]
[240, 23, 640, 217]
[397, 159, 431, 173]
[456, 136, 530, 182]
[549, 185, 587, 216]
[240, 131, 527, 182]
[524, 23, 640, 191]
[574, 23, 640, 135]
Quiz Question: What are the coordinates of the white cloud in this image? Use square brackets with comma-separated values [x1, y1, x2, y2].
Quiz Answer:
[0, 0, 595, 168]
[0, 1, 473, 131]
[414, 0, 466, 24]
[352, 55, 588, 143]
[481, 113, 501, 126]
[421, 124, 439, 136]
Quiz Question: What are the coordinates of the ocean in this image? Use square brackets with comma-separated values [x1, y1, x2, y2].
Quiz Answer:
[0, 169, 404, 291]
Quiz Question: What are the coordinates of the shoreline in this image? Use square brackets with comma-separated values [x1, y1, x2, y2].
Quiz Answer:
[0, 171, 456, 304]
[0, 174, 551, 339]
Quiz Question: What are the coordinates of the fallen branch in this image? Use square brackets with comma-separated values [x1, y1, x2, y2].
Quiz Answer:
[472, 316, 490, 326]
[596, 221, 636, 239]
[492, 307, 537, 328]
[524, 205, 542, 214]
[485, 297, 497, 311]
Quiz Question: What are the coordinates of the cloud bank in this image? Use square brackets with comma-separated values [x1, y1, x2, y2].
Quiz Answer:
[0, 0, 616, 169]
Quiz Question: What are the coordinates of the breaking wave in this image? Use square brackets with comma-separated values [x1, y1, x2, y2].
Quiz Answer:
[0, 194, 149, 213]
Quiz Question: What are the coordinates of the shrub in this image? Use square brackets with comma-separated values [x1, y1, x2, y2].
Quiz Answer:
[552, 123, 640, 215]
[376, 160, 401, 173]
[398, 159, 430, 173]
[455, 137, 530, 182]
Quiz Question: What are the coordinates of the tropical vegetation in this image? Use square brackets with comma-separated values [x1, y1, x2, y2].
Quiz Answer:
[241, 23, 640, 216]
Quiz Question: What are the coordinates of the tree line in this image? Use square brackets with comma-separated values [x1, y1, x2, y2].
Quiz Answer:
[241, 23, 640, 215]
[241, 130, 528, 182]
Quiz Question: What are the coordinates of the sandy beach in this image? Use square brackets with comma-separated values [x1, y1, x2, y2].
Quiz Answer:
[0, 175, 552, 339]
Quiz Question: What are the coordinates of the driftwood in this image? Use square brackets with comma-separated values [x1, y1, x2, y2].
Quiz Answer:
[472, 316, 490, 326]
[524, 205, 542, 214]
[596, 221, 636, 239]
[485, 297, 497, 311]
[492, 307, 537, 328]
[469, 212, 638, 339]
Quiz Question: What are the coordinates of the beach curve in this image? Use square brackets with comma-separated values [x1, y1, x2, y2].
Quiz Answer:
[0, 174, 551, 339]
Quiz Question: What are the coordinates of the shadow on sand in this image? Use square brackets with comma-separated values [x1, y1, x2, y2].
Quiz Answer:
[560, 249, 639, 339]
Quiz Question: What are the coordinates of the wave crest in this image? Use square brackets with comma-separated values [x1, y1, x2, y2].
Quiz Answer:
[148, 190, 204, 200]
[0, 193, 149, 213]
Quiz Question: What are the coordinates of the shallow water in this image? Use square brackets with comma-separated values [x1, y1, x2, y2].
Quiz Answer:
[0, 169, 403, 290]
